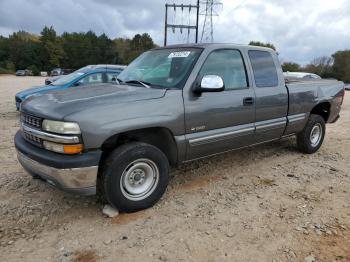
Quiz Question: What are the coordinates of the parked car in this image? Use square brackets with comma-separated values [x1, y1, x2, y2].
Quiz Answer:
[15, 44, 345, 212]
[50, 68, 62, 76]
[15, 64, 126, 110]
[284, 72, 321, 81]
[46, 68, 74, 84]
[345, 83, 350, 90]
[15, 69, 33, 76]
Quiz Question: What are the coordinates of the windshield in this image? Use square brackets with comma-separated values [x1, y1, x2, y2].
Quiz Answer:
[117, 48, 202, 89]
[51, 71, 85, 86]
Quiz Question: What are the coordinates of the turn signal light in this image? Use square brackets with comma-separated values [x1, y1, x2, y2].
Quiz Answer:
[63, 144, 83, 154]
[43, 141, 83, 154]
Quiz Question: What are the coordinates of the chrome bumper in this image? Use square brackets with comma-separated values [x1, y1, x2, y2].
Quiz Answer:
[17, 151, 98, 195]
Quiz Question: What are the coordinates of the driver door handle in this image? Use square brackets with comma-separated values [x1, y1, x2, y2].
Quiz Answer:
[243, 97, 254, 106]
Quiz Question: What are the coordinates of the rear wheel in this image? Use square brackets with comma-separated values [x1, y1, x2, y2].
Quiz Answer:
[101, 142, 169, 212]
[297, 114, 325, 154]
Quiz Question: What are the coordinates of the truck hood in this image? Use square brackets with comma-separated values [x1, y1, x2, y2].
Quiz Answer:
[21, 83, 167, 120]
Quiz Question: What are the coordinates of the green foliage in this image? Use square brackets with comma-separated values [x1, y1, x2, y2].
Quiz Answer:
[0, 26, 157, 74]
[40, 26, 65, 70]
[282, 62, 301, 72]
[114, 33, 157, 64]
[27, 65, 40, 76]
[0, 67, 14, 74]
[249, 41, 276, 51]
[331, 50, 350, 82]
[303, 56, 333, 78]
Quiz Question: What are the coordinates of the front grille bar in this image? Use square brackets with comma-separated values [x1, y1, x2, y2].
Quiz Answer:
[21, 123, 80, 144]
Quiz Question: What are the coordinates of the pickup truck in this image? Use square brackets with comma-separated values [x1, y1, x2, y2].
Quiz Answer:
[15, 44, 345, 212]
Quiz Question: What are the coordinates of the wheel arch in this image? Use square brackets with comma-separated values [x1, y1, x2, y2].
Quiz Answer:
[99, 127, 179, 169]
[310, 101, 331, 122]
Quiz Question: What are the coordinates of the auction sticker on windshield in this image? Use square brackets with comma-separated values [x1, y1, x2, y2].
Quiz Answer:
[168, 51, 191, 58]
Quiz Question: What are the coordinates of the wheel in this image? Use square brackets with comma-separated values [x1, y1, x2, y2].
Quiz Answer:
[297, 114, 325, 154]
[101, 142, 169, 212]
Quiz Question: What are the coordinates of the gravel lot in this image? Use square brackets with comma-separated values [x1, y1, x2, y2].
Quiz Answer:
[0, 75, 349, 262]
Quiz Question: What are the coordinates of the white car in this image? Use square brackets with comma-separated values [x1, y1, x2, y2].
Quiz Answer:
[284, 72, 321, 80]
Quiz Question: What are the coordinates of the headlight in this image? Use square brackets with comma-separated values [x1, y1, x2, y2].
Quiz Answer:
[43, 141, 83, 154]
[42, 120, 81, 134]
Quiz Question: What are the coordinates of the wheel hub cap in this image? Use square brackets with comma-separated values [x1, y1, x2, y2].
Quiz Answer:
[310, 123, 322, 147]
[120, 159, 159, 201]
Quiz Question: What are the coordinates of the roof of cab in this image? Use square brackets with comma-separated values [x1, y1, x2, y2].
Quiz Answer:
[77, 64, 127, 73]
[153, 43, 275, 52]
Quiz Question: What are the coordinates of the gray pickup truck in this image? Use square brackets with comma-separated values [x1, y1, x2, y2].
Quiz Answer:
[15, 44, 345, 212]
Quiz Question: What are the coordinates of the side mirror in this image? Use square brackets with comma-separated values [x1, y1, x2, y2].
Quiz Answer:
[195, 75, 224, 93]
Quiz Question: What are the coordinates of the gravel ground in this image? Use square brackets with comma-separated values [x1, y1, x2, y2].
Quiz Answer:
[0, 75, 349, 262]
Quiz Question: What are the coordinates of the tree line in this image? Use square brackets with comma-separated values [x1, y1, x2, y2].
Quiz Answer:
[249, 41, 350, 83]
[0, 26, 157, 75]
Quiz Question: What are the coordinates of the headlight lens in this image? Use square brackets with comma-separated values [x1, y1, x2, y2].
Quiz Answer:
[42, 120, 81, 134]
[43, 141, 83, 154]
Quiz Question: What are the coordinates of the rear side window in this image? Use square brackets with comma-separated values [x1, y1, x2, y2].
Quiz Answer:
[248, 50, 278, 87]
[199, 49, 248, 90]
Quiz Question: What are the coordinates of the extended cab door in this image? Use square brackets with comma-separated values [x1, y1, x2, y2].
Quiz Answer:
[183, 48, 256, 160]
[247, 50, 288, 143]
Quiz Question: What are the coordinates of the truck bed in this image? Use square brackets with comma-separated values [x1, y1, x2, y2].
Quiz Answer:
[284, 79, 344, 135]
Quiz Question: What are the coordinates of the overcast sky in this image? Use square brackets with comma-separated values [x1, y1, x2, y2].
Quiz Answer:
[0, 0, 349, 64]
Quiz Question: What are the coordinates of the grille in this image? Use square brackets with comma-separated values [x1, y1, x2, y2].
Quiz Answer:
[21, 113, 42, 128]
[23, 131, 42, 146]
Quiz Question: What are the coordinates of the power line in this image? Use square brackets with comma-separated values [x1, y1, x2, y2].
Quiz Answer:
[200, 0, 222, 43]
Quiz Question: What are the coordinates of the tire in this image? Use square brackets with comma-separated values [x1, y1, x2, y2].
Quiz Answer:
[297, 114, 325, 154]
[101, 142, 169, 212]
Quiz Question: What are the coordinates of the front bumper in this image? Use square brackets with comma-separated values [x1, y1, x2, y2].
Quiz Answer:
[15, 97, 22, 110]
[15, 131, 101, 195]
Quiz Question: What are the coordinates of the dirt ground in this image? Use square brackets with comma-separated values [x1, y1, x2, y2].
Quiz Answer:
[0, 75, 349, 262]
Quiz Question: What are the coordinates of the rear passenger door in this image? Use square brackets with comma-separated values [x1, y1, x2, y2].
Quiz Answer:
[184, 49, 256, 160]
[247, 50, 288, 143]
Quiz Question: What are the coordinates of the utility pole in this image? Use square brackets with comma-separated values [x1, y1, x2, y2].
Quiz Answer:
[164, 1, 200, 46]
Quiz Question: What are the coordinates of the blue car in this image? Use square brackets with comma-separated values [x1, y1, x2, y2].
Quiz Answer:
[15, 64, 126, 110]
[345, 83, 350, 91]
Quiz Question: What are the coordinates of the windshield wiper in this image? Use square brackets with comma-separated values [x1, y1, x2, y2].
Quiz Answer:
[124, 80, 151, 88]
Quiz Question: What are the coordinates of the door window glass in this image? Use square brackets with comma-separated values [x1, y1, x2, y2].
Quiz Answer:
[199, 49, 248, 90]
[77, 73, 103, 85]
[248, 50, 278, 87]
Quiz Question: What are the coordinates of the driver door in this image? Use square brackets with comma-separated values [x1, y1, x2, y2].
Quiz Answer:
[184, 49, 256, 160]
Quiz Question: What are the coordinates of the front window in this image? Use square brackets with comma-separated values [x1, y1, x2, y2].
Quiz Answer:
[117, 48, 202, 89]
[51, 72, 85, 86]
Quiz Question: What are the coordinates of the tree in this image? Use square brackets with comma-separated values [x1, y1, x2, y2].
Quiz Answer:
[0, 27, 158, 73]
[40, 26, 65, 70]
[125, 33, 157, 63]
[249, 41, 276, 51]
[331, 50, 350, 82]
[282, 62, 301, 72]
[6, 31, 41, 70]
[303, 56, 333, 77]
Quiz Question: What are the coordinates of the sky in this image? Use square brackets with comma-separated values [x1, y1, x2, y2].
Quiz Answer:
[0, 0, 349, 64]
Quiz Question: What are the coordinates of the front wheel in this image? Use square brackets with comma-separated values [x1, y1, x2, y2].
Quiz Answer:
[102, 142, 169, 212]
[297, 114, 325, 154]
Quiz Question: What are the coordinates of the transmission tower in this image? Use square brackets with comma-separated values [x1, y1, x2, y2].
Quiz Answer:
[164, 1, 200, 46]
[200, 0, 222, 43]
